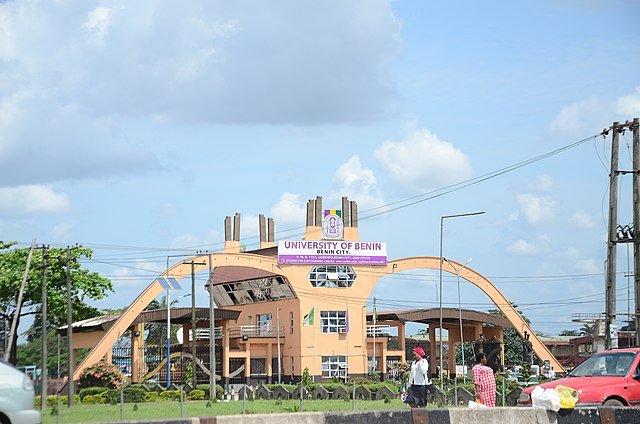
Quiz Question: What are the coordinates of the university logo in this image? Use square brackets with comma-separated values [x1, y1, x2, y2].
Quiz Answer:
[322, 209, 344, 240]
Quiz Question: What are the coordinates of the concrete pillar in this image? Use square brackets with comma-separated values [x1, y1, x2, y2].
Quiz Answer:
[130, 323, 145, 383]
[447, 325, 460, 376]
[266, 342, 273, 384]
[398, 322, 406, 352]
[428, 325, 437, 376]
[222, 323, 230, 384]
[245, 341, 251, 384]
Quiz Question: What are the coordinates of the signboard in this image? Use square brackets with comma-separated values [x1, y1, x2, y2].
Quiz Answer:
[322, 209, 344, 239]
[278, 240, 387, 265]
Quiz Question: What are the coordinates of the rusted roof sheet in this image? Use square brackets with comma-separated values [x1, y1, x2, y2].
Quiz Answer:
[210, 266, 279, 285]
[58, 308, 240, 334]
[368, 308, 513, 328]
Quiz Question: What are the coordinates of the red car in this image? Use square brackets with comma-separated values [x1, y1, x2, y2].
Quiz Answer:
[518, 348, 640, 407]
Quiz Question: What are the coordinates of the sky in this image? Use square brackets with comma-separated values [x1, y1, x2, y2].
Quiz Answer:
[1, 0, 640, 338]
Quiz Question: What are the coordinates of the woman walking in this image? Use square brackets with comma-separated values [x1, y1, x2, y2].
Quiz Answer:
[403, 347, 431, 408]
[472, 352, 496, 407]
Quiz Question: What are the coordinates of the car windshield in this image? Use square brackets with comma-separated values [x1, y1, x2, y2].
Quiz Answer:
[569, 352, 637, 377]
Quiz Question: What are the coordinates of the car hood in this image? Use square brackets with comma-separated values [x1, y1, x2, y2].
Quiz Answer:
[523, 376, 626, 394]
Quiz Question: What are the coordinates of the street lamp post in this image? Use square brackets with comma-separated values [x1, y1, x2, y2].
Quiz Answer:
[439, 211, 484, 387]
[444, 257, 472, 384]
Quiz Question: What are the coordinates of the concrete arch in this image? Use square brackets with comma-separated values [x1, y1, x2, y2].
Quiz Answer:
[73, 253, 279, 381]
[381, 256, 564, 372]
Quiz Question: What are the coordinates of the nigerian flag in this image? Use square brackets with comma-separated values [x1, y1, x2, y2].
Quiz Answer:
[303, 307, 315, 326]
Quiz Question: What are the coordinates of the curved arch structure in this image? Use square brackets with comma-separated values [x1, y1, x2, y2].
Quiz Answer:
[382, 257, 563, 371]
[74, 252, 563, 381]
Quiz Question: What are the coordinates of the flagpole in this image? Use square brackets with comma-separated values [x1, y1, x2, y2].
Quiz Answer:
[345, 301, 349, 382]
[373, 297, 376, 378]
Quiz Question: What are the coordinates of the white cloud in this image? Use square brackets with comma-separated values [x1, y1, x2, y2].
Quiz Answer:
[271, 192, 307, 230]
[528, 175, 554, 192]
[549, 87, 640, 136]
[548, 96, 602, 135]
[506, 239, 538, 255]
[0, 185, 69, 217]
[616, 86, 640, 116]
[82, 6, 113, 43]
[332, 155, 385, 210]
[569, 210, 597, 230]
[374, 127, 473, 191]
[517, 194, 556, 226]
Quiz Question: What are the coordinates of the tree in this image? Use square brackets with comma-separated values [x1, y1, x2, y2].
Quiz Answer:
[488, 304, 532, 366]
[0, 242, 113, 364]
[558, 330, 579, 337]
[579, 323, 596, 337]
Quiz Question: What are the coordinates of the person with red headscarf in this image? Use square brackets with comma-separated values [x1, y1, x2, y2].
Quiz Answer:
[403, 346, 431, 408]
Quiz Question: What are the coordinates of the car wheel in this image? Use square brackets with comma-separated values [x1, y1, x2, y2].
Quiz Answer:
[0, 413, 9, 424]
[603, 398, 625, 407]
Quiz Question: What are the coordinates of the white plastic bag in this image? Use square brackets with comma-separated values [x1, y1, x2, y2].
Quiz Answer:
[468, 400, 488, 409]
[531, 386, 561, 412]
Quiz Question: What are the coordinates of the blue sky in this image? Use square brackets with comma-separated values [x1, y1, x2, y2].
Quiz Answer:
[1, 0, 639, 337]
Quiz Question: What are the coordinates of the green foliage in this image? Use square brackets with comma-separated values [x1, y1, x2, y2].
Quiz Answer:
[384, 395, 391, 404]
[264, 384, 297, 391]
[301, 367, 313, 391]
[558, 330, 579, 336]
[195, 384, 224, 399]
[102, 387, 146, 404]
[78, 360, 124, 389]
[133, 403, 138, 411]
[368, 370, 380, 382]
[206, 400, 212, 408]
[144, 392, 158, 402]
[185, 360, 194, 385]
[0, 243, 113, 363]
[318, 383, 348, 392]
[488, 305, 531, 366]
[79, 386, 109, 401]
[351, 377, 370, 385]
[158, 390, 184, 401]
[189, 389, 205, 400]
[364, 383, 398, 394]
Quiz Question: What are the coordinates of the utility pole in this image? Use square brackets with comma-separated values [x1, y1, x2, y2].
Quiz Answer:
[5, 240, 36, 363]
[185, 259, 205, 388]
[606, 123, 620, 350]
[40, 245, 48, 410]
[66, 247, 74, 406]
[208, 254, 216, 401]
[632, 118, 640, 346]
[372, 297, 376, 375]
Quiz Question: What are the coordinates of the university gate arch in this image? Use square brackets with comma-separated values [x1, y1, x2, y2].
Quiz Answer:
[74, 252, 563, 381]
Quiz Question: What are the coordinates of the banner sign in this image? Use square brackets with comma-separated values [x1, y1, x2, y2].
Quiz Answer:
[278, 240, 387, 265]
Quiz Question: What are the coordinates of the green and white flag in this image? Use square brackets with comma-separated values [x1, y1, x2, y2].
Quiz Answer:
[303, 307, 315, 326]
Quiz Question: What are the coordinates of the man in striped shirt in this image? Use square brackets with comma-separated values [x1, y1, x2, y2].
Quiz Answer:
[472, 352, 496, 407]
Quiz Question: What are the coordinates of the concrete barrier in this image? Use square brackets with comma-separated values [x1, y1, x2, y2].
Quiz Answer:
[99, 407, 640, 424]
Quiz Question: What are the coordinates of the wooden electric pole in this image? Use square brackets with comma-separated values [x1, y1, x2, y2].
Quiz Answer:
[66, 247, 74, 406]
[632, 118, 640, 346]
[40, 245, 48, 410]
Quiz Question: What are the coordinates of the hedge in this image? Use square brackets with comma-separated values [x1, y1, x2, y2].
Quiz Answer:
[79, 387, 109, 401]
[195, 384, 224, 399]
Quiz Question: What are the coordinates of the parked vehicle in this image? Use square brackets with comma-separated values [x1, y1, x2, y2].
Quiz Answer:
[0, 360, 41, 424]
[518, 348, 640, 407]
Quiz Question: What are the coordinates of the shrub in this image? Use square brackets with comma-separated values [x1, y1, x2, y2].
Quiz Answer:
[82, 394, 99, 404]
[364, 383, 398, 394]
[159, 390, 183, 401]
[189, 389, 205, 400]
[195, 384, 224, 399]
[264, 384, 297, 392]
[144, 392, 158, 402]
[319, 383, 348, 392]
[103, 387, 147, 404]
[79, 386, 110, 401]
[78, 361, 124, 389]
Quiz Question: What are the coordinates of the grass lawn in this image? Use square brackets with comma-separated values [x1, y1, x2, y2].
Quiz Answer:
[41, 399, 411, 423]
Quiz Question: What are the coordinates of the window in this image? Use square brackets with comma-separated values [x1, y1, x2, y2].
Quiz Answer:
[322, 356, 348, 378]
[250, 358, 266, 376]
[308, 266, 356, 288]
[290, 312, 294, 334]
[257, 314, 272, 336]
[320, 311, 347, 333]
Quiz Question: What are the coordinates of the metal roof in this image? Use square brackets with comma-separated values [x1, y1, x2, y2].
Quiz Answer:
[367, 308, 513, 328]
[58, 307, 240, 334]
